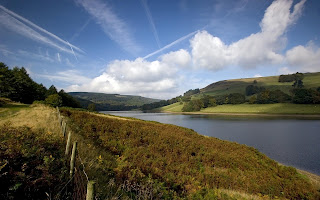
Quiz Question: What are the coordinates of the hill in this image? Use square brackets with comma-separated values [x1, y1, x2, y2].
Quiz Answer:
[200, 72, 320, 97]
[158, 72, 320, 114]
[69, 92, 161, 111]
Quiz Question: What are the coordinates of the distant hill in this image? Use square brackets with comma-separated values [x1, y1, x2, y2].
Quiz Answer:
[200, 72, 320, 97]
[68, 92, 161, 111]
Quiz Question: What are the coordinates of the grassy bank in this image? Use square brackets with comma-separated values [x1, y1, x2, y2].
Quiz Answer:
[0, 104, 68, 199]
[61, 108, 319, 199]
[160, 102, 320, 116]
[1, 103, 320, 199]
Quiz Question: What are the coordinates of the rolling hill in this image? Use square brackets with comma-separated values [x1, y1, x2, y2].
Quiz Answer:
[159, 72, 320, 114]
[200, 72, 320, 97]
[69, 92, 161, 111]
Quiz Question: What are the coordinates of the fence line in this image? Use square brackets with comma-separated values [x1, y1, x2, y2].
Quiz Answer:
[56, 107, 95, 200]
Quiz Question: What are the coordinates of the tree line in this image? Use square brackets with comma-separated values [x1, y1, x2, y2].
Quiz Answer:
[0, 62, 81, 108]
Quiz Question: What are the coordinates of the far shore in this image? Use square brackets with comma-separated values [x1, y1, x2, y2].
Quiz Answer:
[161, 110, 320, 118]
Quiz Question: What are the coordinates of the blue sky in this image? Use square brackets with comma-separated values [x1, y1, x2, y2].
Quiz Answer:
[0, 0, 319, 99]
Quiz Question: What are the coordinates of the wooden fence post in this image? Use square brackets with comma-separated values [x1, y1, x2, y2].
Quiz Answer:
[65, 131, 72, 156]
[86, 181, 96, 200]
[61, 121, 66, 137]
[70, 141, 77, 178]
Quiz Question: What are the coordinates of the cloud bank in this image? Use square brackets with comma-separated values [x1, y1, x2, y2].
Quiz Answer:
[66, 0, 319, 99]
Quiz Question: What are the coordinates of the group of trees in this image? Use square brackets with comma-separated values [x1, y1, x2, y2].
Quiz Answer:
[0, 62, 81, 108]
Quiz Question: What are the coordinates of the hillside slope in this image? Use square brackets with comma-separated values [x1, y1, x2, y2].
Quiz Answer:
[69, 92, 160, 111]
[201, 72, 320, 97]
[60, 108, 319, 199]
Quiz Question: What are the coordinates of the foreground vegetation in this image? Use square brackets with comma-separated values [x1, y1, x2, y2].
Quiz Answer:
[1, 103, 320, 199]
[61, 108, 319, 199]
[0, 104, 68, 199]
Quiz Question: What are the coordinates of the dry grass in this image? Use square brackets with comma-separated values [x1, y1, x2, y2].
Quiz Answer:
[0, 104, 61, 135]
[298, 169, 320, 191]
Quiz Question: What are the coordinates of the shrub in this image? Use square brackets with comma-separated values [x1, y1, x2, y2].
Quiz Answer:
[0, 124, 67, 199]
[45, 94, 62, 107]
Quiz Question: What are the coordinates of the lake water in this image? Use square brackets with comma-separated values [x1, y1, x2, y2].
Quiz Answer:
[101, 111, 320, 175]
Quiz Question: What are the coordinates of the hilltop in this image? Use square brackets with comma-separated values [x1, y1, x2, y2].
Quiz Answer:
[69, 92, 161, 111]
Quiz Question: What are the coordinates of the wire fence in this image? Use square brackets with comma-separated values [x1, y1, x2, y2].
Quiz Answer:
[56, 107, 95, 200]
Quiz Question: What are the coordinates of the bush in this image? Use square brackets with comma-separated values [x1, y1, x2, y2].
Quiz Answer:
[182, 99, 204, 112]
[45, 94, 62, 107]
[227, 93, 246, 104]
[0, 124, 67, 199]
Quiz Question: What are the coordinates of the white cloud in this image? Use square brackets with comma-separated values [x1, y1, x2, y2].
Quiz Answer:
[66, 55, 185, 99]
[285, 42, 320, 72]
[57, 53, 61, 63]
[191, 0, 306, 70]
[140, 0, 161, 49]
[278, 66, 294, 75]
[0, 5, 83, 55]
[254, 74, 262, 78]
[76, 0, 140, 55]
[38, 70, 91, 85]
[17, 50, 55, 62]
[160, 49, 191, 68]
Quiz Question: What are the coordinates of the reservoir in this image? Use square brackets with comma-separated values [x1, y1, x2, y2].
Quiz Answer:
[102, 111, 320, 175]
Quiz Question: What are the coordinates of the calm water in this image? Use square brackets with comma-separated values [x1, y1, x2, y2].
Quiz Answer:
[102, 111, 320, 175]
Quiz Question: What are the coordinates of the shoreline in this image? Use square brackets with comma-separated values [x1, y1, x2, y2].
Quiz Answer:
[161, 110, 320, 118]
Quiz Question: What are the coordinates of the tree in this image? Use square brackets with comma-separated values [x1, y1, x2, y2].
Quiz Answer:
[245, 85, 265, 96]
[249, 96, 257, 104]
[88, 103, 97, 111]
[182, 99, 204, 112]
[257, 90, 270, 104]
[58, 90, 81, 108]
[292, 79, 304, 88]
[46, 85, 58, 97]
[227, 93, 246, 104]
[292, 89, 313, 104]
[45, 94, 62, 107]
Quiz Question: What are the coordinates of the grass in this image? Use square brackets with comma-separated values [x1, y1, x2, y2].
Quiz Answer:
[1, 102, 320, 199]
[160, 102, 184, 112]
[0, 103, 68, 199]
[201, 103, 320, 115]
[160, 103, 320, 115]
[60, 108, 320, 199]
[200, 72, 320, 97]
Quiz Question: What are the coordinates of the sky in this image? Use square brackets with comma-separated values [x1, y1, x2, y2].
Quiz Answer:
[0, 0, 320, 99]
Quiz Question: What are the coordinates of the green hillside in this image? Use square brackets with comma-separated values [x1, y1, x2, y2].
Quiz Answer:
[69, 92, 160, 111]
[158, 72, 320, 114]
[200, 72, 320, 97]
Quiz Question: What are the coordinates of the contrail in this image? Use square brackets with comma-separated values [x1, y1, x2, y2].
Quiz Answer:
[67, 40, 78, 62]
[140, 0, 161, 49]
[0, 4, 84, 54]
[143, 29, 199, 59]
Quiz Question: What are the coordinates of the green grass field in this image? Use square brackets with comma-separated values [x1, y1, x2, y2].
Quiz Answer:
[160, 102, 320, 115]
[200, 72, 320, 97]
[201, 103, 320, 114]
[160, 102, 184, 112]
